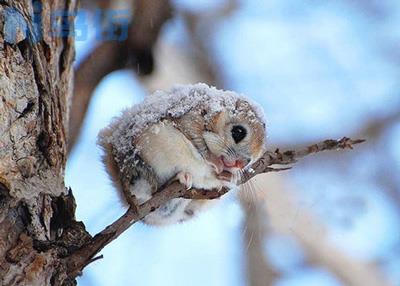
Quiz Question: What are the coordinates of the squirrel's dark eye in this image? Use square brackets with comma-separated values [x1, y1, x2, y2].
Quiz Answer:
[231, 125, 247, 143]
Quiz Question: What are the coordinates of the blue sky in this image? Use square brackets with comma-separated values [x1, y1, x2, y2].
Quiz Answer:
[67, 1, 400, 285]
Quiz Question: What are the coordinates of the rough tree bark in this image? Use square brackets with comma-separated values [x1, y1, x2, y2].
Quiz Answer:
[0, 1, 91, 285]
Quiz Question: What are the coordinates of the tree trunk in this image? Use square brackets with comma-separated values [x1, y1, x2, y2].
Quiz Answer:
[0, 1, 89, 285]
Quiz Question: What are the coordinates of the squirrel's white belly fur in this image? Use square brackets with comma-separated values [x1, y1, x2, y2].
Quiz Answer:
[133, 121, 221, 225]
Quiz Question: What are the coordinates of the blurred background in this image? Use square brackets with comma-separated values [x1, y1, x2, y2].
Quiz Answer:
[66, 0, 400, 285]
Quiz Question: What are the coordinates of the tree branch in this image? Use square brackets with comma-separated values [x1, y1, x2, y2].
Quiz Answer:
[64, 136, 364, 276]
[67, 0, 172, 154]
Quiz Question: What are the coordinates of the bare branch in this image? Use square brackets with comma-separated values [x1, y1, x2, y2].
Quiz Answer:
[68, 41, 128, 152]
[186, 137, 365, 200]
[64, 137, 364, 275]
[67, 0, 172, 154]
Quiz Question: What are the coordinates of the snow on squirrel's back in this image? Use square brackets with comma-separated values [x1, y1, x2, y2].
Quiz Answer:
[98, 83, 265, 157]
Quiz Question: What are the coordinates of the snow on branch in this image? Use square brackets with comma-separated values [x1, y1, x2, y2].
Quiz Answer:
[65, 136, 364, 275]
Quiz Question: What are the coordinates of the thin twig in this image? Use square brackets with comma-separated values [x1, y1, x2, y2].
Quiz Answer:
[65, 137, 364, 276]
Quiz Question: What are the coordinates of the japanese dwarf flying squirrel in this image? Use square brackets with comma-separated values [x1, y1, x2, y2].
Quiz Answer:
[98, 83, 266, 225]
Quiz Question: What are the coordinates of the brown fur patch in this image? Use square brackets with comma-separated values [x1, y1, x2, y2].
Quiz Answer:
[207, 111, 225, 132]
[98, 128, 127, 204]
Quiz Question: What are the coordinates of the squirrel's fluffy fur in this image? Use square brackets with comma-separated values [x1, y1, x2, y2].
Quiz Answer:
[98, 83, 266, 225]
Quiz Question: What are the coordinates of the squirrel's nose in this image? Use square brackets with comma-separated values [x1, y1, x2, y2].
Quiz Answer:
[221, 156, 251, 169]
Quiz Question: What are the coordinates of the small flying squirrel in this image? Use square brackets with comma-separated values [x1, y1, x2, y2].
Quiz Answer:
[98, 83, 267, 225]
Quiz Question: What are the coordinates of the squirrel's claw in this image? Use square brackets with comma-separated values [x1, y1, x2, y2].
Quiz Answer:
[176, 171, 193, 190]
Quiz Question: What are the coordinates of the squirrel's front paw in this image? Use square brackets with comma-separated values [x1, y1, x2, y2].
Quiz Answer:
[176, 171, 193, 190]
